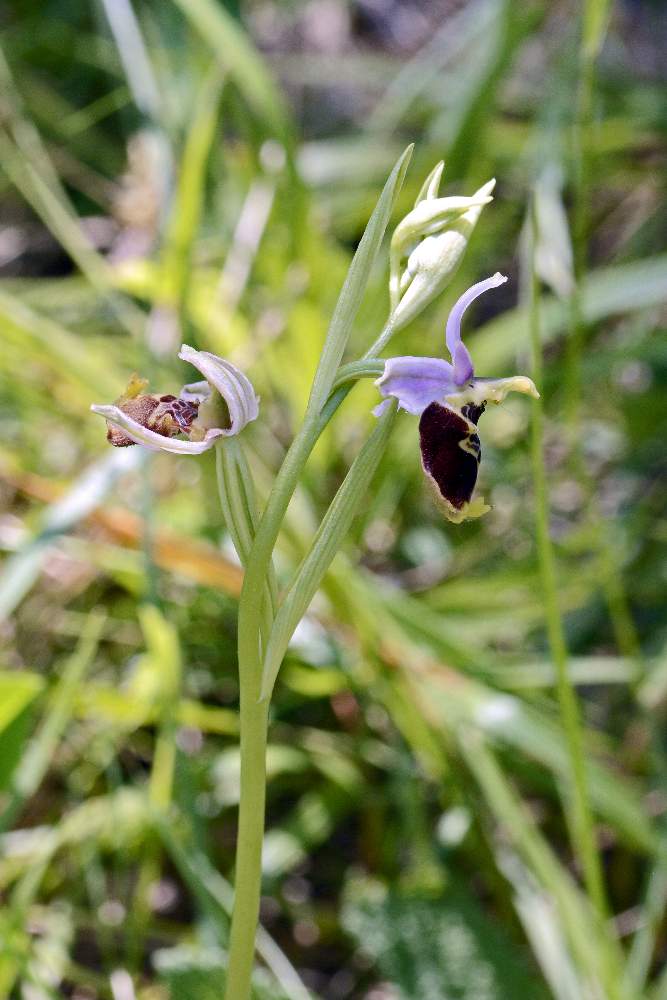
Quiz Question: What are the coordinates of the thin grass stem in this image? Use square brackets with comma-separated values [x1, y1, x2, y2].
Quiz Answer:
[527, 199, 608, 923]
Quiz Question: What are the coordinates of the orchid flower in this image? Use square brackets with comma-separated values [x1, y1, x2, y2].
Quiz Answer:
[91, 344, 259, 453]
[375, 273, 538, 523]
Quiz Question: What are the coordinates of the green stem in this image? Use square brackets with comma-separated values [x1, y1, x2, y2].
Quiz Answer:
[225, 411, 336, 1000]
[528, 200, 608, 922]
[564, 0, 640, 669]
[234, 317, 395, 715]
[365, 319, 394, 359]
[225, 320, 396, 998]
[215, 436, 277, 1000]
[332, 358, 384, 392]
[224, 689, 269, 999]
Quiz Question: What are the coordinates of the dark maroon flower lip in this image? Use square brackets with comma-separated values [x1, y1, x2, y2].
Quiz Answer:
[419, 402, 488, 523]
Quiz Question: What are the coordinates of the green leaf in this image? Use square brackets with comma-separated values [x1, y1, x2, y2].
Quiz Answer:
[0, 287, 124, 400]
[0, 672, 44, 739]
[134, 603, 182, 709]
[410, 657, 661, 857]
[155, 946, 228, 1000]
[260, 404, 396, 700]
[0, 127, 143, 337]
[306, 144, 413, 413]
[0, 788, 151, 876]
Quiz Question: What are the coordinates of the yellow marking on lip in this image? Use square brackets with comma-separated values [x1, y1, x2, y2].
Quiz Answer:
[459, 435, 481, 459]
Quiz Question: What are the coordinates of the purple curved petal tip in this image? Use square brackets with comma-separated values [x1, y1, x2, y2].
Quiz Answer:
[445, 272, 507, 385]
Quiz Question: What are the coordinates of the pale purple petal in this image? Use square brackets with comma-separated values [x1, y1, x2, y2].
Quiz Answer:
[90, 404, 224, 454]
[374, 356, 456, 416]
[179, 344, 259, 436]
[445, 272, 508, 385]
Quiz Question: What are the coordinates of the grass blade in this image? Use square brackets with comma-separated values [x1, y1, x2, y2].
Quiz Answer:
[158, 66, 224, 316]
[0, 613, 105, 832]
[458, 731, 633, 1000]
[170, 0, 292, 141]
[156, 816, 313, 1000]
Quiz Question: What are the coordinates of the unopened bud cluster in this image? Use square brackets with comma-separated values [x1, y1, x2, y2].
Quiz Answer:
[390, 162, 496, 331]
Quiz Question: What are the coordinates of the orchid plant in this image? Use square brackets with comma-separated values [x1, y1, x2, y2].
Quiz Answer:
[91, 149, 536, 1000]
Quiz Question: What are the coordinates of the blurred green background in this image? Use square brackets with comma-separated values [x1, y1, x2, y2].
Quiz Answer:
[0, 0, 666, 997]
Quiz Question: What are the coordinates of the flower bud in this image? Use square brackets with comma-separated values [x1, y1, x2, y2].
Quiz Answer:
[389, 165, 495, 331]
